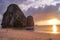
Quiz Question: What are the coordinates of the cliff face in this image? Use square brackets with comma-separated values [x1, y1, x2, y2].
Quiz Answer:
[27, 16, 34, 26]
[26, 16, 34, 30]
[1, 4, 26, 28]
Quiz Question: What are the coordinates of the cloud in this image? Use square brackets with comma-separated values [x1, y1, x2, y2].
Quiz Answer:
[19, 0, 59, 11]
[0, 0, 60, 14]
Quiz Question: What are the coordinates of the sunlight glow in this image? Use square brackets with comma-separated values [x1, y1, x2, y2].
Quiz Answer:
[48, 19, 58, 25]
[48, 19, 58, 34]
[52, 25, 57, 34]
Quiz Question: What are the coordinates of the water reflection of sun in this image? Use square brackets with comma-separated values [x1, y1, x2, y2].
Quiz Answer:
[48, 19, 58, 34]
[52, 25, 57, 34]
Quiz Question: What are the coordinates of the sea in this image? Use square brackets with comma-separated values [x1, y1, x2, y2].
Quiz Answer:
[34, 25, 60, 33]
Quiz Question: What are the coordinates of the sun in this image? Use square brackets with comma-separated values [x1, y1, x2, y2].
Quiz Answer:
[48, 19, 58, 25]
[48, 19, 58, 34]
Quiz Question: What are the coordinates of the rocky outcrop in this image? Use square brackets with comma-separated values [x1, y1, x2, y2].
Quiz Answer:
[26, 16, 34, 30]
[1, 4, 26, 28]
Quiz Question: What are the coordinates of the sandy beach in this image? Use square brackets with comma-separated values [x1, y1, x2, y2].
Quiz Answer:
[0, 29, 60, 40]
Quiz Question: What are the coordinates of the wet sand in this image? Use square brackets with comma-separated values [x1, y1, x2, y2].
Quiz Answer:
[0, 29, 60, 40]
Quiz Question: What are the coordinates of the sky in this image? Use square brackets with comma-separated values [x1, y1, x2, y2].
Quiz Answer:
[0, 0, 60, 26]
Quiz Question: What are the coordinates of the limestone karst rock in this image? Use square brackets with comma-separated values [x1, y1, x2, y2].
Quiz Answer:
[26, 15, 34, 30]
[1, 4, 26, 28]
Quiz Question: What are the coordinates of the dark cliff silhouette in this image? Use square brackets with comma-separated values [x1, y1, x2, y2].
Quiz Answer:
[1, 4, 26, 29]
[1, 4, 34, 30]
[26, 15, 34, 30]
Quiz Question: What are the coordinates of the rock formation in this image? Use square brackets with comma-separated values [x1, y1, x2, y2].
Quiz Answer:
[1, 4, 26, 29]
[26, 15, 34, 30]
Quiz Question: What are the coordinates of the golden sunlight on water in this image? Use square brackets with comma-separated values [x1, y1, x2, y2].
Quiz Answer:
[48, 19, 58, 34]
[52, 25, 58, 34]
[35, 19, 60, 34]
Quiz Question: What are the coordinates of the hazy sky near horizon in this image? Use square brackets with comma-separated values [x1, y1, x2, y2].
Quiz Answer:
[0, 0, 60, 25]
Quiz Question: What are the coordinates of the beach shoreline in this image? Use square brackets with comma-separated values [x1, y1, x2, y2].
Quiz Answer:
[0, 29, 60, 40]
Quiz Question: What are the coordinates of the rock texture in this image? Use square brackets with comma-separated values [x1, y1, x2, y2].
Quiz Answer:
[26, 16, 34, 30]
[1, 4, 26, 28]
